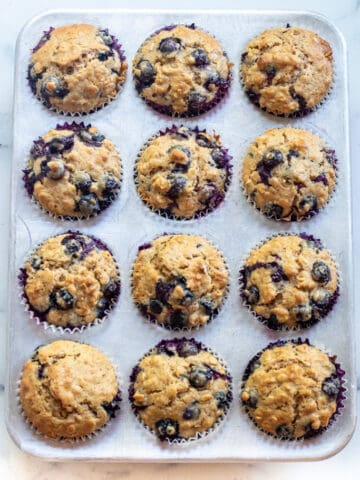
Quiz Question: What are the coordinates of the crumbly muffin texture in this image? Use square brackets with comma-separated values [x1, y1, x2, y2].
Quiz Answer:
[130, 338, 232, 441]
[241, 342, 342, 439]
[20, 340, 120, 439]
[241, 128, 336, 221]
[241, 27, 333, 116]
[24, 123, 122, 219]
[28, 24, 128, 113]
[241, 234, 338, 330]
[133, 24, 231, 116]
[136, 126, 232, 219]
[23, 232, 120, 328]
[132, 234, 228, 329]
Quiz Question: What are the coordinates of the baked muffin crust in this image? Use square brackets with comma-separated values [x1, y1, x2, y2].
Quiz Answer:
[241, 27, 333, 116]
[136, 126, 232, 219]
[130, 338, 232, 441]
[24, 123, 122, 219]
[133, 24, 231, 116]
[23, 232, 120, 328]
[28, 24, 127, 113]
[240, 234, 338, 330]
[20, 340, 120, 439]
[241, 341, 343, 439]
[132, 234, 228, 329]
[241, 127, 336, 221]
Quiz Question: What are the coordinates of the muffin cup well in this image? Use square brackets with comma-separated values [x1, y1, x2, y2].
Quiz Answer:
[27, 26, 127, 116]
[239, 232, 340, 331]
[17, 341, 122, 443]
[18, 231, 121, 334]
[23, 121, 123, 221]
[130, 232, 230, 331]
[133, 124, 233, 222]
[133, 23, 232, 118]
[129, 337, 233, 445]
[239, 126, 338, 222]
[240, 338, 346, 441]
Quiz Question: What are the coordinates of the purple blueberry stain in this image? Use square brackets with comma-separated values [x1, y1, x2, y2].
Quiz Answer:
[264, 64, 276, 84]
[101, 391, 122, 419]
[256, 150, 283, 185]
[155, 279, 174, 304]
[313, 173, 329, 186]
[32, 27, 55, 53]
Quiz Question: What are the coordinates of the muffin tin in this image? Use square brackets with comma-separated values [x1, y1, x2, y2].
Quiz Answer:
[6, 9, 355, 461]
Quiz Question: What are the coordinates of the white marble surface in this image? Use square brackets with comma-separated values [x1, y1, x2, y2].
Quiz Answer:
[0, 0, 359, 477]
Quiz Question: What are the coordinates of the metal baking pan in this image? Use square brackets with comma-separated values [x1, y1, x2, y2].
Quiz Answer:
[6, 9, 355, 461]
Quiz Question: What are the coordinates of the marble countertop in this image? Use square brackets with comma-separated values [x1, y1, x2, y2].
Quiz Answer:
[1, 0, 359, 477]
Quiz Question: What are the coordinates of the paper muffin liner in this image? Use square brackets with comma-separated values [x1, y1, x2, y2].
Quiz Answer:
[27, 26, 127, 116]
[239, 125, 338, 222]
[133, 124, 233, 222]
[23, 121, 123, 221]
[130, 232, 230, 331]
[17, 340, 122, 443]
[239, 338, 346, 442]
[239, 232, 340, 331]
[18, 230, 121, 334]
[132, 23, 232, 118]
[129, 337, 233, 445]
[239, 23, 336, 118]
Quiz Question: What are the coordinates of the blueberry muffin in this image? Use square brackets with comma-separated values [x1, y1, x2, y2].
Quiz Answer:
[241, 340, 345, 440]
[129, 338, 232, 442]
[241, 27, 333, 116]
[21, 232, 120, 329]
[28, 24, 127, 114]
[20, 340, 121, 439]
[241, 128, 336, 221]
[240, 234, 338, 330]
[135, 126, 232, 219]
[23, 122, 122, 219]
[132, 234, 228, 329]
[133, 24, 231, 116]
